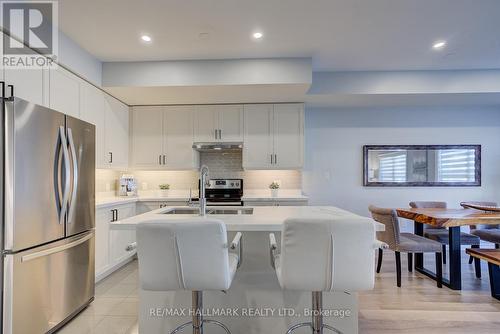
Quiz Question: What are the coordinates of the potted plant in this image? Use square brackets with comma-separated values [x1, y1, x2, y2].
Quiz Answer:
[158, 184, 170, 197]
[269, 181, 280, 198]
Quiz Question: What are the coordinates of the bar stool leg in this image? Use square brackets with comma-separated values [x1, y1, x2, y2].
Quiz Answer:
[169, 291, 231, 334]
[312, 292, 323, 334]
[192, 291, 203, 334]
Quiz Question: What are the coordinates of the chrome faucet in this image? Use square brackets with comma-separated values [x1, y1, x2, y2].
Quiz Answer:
[199, 165, 209, 216]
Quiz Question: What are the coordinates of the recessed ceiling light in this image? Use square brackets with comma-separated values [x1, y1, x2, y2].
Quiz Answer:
[432, 40, 446, 50]
[141, 35, 152, 43]
[253, 32, 263, 39]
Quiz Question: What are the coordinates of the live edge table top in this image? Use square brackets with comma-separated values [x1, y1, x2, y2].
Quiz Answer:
[396, 208, 500, 228]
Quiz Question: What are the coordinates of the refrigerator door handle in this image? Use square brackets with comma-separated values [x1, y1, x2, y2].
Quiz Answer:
[67, 128, 78, 223]
[20, 232, 93, 262]
[58, 126, 71, 225]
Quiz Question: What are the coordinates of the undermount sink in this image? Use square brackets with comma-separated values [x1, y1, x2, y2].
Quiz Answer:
[163, 207, 253, 215]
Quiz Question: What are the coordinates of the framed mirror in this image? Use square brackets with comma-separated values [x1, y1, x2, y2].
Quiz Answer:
[363, 145, 481, 187]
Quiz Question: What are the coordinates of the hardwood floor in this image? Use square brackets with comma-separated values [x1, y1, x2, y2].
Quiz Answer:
[359, 248, 500, 333]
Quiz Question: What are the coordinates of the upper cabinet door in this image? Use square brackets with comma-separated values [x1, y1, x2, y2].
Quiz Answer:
[243, 104, 273, 169]
[131, 106, 164, 169]
[218, 105, 243, 142]
[4, 67, 48, 106]
[194, 105, 218, 142]
[80, 83, 106, 168]
[104, 95, 129, 168]
[273, 104, 304, 169]
[49, 67, 80, 118]
[163, 106, 198, 169]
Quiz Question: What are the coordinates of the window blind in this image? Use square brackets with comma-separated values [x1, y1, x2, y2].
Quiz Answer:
[437, 149, 476, 182]
[379, 152, 407, 182]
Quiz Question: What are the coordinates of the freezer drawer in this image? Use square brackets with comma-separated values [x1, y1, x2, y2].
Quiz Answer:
[3, 232, 95, 334]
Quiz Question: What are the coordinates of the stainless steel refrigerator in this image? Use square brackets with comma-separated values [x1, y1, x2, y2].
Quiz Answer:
[1, 94, 95, 334]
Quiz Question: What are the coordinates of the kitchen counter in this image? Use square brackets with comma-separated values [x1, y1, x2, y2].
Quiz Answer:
[110, 205, 383, 232]
[96, 189, 309, 209]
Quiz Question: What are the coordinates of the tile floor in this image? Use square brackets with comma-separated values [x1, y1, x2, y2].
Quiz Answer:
[58, 260, 139, 334]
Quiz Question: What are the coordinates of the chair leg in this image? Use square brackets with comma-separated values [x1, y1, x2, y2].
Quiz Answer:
[395, 252, 401, 287]
[442, 244, 446, 264]
[468, 255, 474, 264]
[435, 252, 443, 288]
[376, 248, 383, 273]
[471, 244, 481, 278]
[407, 253, 413, 272]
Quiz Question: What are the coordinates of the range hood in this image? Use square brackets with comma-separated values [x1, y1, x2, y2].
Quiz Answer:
[192, 142, 243, 152]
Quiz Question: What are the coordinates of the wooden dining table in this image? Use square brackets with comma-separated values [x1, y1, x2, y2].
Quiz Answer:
[396, 208, 500, 290]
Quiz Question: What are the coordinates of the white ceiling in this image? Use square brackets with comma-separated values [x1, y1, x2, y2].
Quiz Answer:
[58, 0, 500, 71]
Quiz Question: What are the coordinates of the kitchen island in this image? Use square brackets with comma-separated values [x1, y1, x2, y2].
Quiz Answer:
[111, 206, 383, 334]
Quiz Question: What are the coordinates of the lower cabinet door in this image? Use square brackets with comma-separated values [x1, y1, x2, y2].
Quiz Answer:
[3, 232, 94, 334]
[109, 204, 136, 265]
[95, 208, 112, 276]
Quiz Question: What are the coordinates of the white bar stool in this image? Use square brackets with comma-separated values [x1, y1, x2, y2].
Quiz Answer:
[137, 218, 242, 334]
[269, 217, 378, 334]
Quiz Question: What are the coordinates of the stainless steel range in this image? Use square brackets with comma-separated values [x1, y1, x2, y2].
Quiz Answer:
[199, 179, 244, 206]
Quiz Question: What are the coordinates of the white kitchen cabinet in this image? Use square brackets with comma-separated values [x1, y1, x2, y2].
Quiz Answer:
[243, 104, 274, 169]
[194, 104, 243, 142]
[131, 106, 198, 169]
[218, 104, 244, 142]
[194, 105, 218, 142]
[95, 203, 137, 281]
[4, 67, 48, 106]
[131, 106, 164, 168]
[273, 104, 304, 169]
[49, 66, 80, 118]
[95, 207, 112, 278]
[80, 83, 107, 168]
[109, 203, 136, 266]
[163, 106, 198, 169]
[104, 95, 129, 168]
[243, 103, 304, 169]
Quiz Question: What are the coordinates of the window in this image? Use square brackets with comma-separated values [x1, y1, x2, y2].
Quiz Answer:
[378, 152, 407, 182]
[437, 149, 476, 182]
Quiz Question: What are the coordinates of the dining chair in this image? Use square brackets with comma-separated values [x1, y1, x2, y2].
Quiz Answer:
[369, 205, 442, 288]
[409, 201, 481, 278]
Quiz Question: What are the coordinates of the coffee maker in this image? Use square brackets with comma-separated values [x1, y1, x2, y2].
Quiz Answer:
[118, 174, 138, 196]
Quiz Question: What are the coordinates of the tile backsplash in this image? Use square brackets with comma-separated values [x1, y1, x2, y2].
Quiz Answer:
[96, 151, 302, 195]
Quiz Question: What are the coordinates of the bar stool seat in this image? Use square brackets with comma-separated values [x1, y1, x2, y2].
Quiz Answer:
[137, 218, 243, 334]
[269, 217, 377, 334]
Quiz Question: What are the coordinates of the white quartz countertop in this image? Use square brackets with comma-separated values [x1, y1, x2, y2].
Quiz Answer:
[110, 205, 383, 232]
[96, 189, 308, 209]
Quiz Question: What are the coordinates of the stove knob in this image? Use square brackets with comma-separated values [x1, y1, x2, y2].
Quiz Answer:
[230, 182, 234, 186]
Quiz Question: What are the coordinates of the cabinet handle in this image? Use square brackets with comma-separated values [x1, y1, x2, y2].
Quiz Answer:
[214, 129, 218, 140]
[111, 209, 117, 222]
[159, 155, 162, 165]
[275, 154, 277, 165]
[163, 155, 166, 165]
[270, 154, 273, 164]
[218, 129, 222, 140]
[109, 152, 113, 164]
